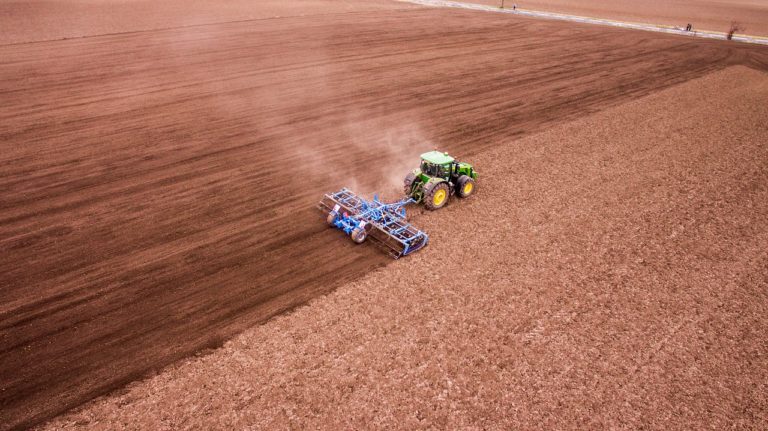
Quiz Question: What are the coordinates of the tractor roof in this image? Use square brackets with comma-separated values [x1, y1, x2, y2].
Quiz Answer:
[420, 150, 454, 165]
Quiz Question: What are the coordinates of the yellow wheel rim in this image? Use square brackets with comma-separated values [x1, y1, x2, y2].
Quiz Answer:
[433, 189, 447, 206]
[464, 182, 473, 195]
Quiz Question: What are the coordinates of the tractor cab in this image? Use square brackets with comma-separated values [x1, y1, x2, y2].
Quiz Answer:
[419, 151, 454, 180]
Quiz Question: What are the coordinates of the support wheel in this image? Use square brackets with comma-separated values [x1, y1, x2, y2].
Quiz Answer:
[424, 182, 449, 210]
[456, 175, 475, 198]
[326, 212, 337, 226]
[351, 227, 367, 244]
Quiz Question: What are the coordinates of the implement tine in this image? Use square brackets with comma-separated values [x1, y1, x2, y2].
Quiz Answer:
[319, 189, 428, 258]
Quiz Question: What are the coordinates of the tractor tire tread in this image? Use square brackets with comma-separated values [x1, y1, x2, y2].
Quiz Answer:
[424, 181, 450, 211]
[456, 175, 476, 198]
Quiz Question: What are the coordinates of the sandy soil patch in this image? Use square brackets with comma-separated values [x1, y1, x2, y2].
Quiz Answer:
[466, 0, 768, 36]
[41, 65, 768, 430]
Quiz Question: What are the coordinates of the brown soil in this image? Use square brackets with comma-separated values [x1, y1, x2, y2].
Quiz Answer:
[469, 0, 768, 36]
[0, 0, 413, 45]
[42, 65, 768, 430]
[2, 4, 767, 431]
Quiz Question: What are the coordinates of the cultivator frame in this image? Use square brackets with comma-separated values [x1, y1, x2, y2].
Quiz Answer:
[318, 188, 429, 258]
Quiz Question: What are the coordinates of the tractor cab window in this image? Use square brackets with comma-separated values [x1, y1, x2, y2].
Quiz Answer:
[421, 161, 439, 176]
[421, 160, 452, 178]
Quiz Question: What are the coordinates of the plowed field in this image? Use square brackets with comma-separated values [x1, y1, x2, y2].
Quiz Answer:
[2, 3, 767, 430]
[44, 64, 768, 431]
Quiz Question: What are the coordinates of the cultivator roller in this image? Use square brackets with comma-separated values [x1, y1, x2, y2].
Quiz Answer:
[318, 188, 429, 258]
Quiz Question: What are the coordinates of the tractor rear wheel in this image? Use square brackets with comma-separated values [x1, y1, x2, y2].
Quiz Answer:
[404, 172, 418, 196]
[351, 227, 367, 244]
[424, 182, 450, 210]
[456, 175, 475, 198]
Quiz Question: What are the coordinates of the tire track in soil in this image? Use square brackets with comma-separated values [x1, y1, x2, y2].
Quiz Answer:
[1, 7, 766, 430]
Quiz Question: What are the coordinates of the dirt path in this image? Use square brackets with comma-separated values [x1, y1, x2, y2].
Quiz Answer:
[1, 6, 766, 431]
[43, 65, 768, 430]
[408, 0, 768, 45]
[465, 0, 768, 37]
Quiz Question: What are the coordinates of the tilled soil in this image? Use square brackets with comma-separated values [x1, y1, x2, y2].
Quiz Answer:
[0, 0, 413, 45]
[42, 65, 768, 430]
[2, 5, 767, 431]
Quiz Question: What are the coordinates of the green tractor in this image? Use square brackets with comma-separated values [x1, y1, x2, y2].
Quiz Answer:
[404, 150, 478, 210]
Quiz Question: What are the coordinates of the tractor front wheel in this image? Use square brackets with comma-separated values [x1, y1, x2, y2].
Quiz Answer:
[424, 182, 450, 210]
[456, 175, 476, 198]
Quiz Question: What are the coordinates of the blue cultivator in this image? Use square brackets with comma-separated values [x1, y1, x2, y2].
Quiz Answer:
[318, 188, 429, 259]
